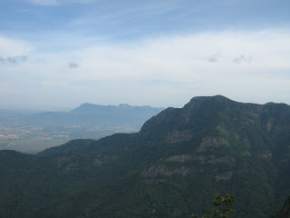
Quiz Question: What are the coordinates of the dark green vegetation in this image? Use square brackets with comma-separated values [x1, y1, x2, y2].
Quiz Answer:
[276, 197, 290, 218]
[193, 194, 235, 218]
[0, 103, 162, 153]
[0, 95, 290, 218]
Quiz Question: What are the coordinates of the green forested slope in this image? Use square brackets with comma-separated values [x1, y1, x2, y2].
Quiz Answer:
[1, 96, 290, 218]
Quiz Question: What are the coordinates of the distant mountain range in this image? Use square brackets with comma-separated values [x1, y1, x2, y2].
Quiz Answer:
[31, 103, 163, 128]
[0, 103, 162, 153]
[0, 96, 290, 218]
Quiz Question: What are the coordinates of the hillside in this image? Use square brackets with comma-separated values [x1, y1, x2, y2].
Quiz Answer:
[0, 95, 290, 218]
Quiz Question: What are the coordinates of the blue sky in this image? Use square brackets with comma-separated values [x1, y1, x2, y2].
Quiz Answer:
[0, 0, 290, 109]
[1, 0, 290, 40]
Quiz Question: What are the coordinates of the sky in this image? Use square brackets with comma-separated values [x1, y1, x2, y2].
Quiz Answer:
[0, 0, 290, 110]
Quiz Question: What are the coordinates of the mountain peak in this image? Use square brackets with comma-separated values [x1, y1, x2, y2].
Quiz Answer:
[186, 95, 236, 107]
[71, 103, 164, 116]
[140, 95, 261, 140]
[71, 103, 101, 112]
[191, 95, 230, 101]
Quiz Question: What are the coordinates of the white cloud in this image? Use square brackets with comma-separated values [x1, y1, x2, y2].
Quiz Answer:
[0, 36, 32, 56]
[0, 29, 290, 109]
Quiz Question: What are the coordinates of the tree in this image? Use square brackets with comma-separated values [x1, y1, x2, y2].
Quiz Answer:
[192, 194, 234, 218]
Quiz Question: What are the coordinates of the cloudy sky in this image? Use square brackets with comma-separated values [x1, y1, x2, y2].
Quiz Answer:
[0, 0, 290, 109]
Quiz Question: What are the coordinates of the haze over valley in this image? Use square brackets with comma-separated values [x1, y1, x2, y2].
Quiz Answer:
[0, 103, 162, 153]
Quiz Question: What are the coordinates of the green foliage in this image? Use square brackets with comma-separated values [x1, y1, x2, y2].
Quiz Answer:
[192, 194, 234, 218]
[275, 197, 290, 218]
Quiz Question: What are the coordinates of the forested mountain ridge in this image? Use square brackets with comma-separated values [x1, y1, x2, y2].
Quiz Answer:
[1, 95, 290, 218]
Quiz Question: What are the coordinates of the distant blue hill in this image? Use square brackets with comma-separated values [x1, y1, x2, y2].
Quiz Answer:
[0, 103, 163, 152]
[31, 103, 164, 128]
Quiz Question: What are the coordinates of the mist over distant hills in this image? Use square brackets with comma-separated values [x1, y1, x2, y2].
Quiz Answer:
[0, 103, 163, 153]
